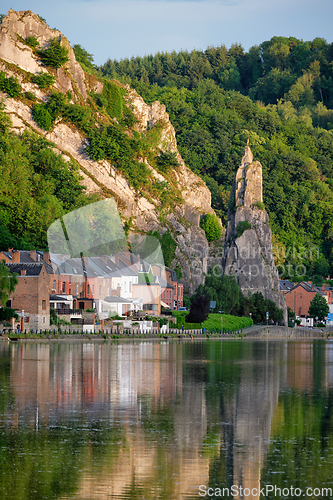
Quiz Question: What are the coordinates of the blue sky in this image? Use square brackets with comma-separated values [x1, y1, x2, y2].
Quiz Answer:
[1, 0, 333, 65]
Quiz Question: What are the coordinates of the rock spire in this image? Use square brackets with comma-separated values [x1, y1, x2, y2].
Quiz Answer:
[222, 145, 287, 324]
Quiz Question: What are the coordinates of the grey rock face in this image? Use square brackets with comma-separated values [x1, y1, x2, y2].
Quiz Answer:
[222, 146, 287, 323]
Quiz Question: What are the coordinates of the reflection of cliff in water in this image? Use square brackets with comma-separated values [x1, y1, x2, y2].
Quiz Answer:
[219, 342, 285, 500]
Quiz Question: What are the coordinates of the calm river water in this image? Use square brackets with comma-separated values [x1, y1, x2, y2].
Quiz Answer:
[0, 339, 333, 500]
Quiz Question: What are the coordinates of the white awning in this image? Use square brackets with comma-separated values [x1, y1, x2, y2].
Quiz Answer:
[161, 301, 171, 308]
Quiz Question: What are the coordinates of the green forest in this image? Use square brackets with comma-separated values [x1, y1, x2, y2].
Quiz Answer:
[92, 36, 333, 282]
[0, 104, 96, 250]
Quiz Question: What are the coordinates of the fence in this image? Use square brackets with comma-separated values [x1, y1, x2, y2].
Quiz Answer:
[1, 327, 245, 337]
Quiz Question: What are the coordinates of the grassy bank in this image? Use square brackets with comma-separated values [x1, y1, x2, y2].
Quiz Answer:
[174, 312, 253, 331]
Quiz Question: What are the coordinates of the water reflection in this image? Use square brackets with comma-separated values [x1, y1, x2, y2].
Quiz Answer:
[0, 340, 332, 499]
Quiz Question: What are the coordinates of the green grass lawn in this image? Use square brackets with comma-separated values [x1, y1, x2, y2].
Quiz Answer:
[173, 312, 253, 331]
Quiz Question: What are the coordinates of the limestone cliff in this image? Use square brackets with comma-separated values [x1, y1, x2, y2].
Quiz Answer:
[0, 9, 217, 292]
[222, 145, 287, 323]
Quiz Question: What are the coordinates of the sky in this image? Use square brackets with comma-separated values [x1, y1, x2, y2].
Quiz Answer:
[1, 0, 333, 66]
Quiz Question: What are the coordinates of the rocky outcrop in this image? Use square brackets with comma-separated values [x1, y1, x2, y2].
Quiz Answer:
[0, 10, 87, 98]
[0, 9, 216, 291]
[126, 87, 213, 214]
[222, 145, 287, 323]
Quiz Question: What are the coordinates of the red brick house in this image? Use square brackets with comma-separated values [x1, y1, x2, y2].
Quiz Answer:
[6, 263, 51, 329]
[166, 269, 183, 310]
[284, 281, 328, 317]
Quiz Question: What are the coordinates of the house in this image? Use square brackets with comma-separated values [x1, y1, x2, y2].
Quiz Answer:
[6, 262, 51, 329]
[284, 281, 327, 317]
[166, 269, 183, 310]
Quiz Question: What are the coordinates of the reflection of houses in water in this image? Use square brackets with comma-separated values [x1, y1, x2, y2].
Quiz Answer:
[286, 342, 314, 391]
[8, 341, 210, 499]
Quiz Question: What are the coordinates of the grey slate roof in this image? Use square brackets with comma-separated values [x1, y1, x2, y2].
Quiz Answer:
[6, 263, 49, 277]
[279, 280, 294, 291]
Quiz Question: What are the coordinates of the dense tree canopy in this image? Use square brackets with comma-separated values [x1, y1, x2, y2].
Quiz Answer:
[0, 104, 95, 249]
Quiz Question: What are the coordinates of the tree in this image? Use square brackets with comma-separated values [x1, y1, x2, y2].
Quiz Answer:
[73, 44, 95, 70]
[198, 274, 243, 315]
[186, 295, 209, 323]
[0, 261, 18, 308]
[39, 38, 69, 69]
[308, 293, 329, 322]
[200, 213, 222, 242]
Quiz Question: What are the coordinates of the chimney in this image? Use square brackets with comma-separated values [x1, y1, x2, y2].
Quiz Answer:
[30, 250, 37, 261]
[8, 248, 13, 252]
[12, 250, 20, 263]
[20, 269, 26, 276]
[43, 251, 51, 263]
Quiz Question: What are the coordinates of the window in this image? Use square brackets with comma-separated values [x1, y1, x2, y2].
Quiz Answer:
[62, 282, 66, 293]
[87, 284, 90, 295]
[143, 304, 158, 311]
[76, 283, 79, 295]
[52, 280, 56, 290]
[92, 285, 95, 295]
[42, 300, 46, 309]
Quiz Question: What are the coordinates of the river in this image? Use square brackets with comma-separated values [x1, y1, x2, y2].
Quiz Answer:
[0, 339, 332, 499]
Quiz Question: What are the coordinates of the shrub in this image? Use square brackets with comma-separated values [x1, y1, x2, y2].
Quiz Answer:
[157, 151, 180, 172]
[0, 73, 21, 97]
[121, 104, 138, 127]
[235, 220, 251, 238]
[32, 72, 55, 89]
[39, 38, 69, 69]
[47, 91, 66, 119]
[25, 36, 39, 48]
[62, 103, 94, 133]
[200, 213, 222, 242]
[253, 201, 265, 210]
[95, 80, 123, 120]
[32, 103, 53, 131]
[23, 91, 36, 101]
[50, 307, 57, 325]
